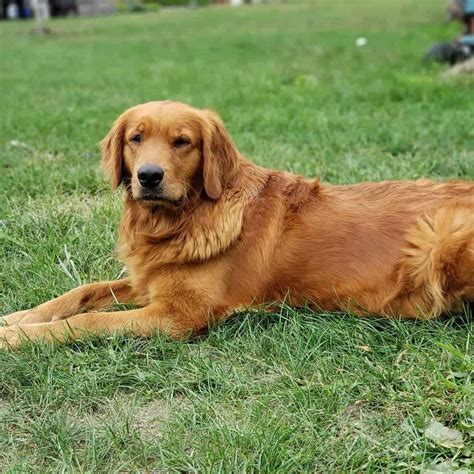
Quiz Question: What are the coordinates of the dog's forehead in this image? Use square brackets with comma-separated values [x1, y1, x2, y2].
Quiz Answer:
[127, 102, 202, 135]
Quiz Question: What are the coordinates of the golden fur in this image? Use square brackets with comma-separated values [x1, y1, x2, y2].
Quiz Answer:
[1, 101, 473, 348]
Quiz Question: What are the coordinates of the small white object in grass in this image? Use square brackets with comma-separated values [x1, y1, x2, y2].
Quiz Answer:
[356, 37, 368, 47]
[10, 140, 28, 148]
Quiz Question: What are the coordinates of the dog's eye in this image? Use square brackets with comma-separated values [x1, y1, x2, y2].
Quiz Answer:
[173, 137, 190, 148]
[131, 134, 142, 144]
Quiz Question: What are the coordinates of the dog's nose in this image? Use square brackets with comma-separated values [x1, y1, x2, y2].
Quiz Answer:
[137, 164, 164, 188]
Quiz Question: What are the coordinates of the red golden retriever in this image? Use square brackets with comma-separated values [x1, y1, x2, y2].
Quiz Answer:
[1, 101, 473, 348]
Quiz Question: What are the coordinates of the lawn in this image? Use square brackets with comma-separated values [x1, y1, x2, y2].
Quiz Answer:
[0, 0, 473, 471]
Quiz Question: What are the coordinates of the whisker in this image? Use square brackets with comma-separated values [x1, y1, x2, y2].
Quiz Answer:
[174, 178, 201, 203]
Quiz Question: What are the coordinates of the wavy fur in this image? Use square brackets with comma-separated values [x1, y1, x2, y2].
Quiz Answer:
[1, 101, 473, 348]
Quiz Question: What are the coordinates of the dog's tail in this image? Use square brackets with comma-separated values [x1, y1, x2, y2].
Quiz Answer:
[388, 200, 474, 318]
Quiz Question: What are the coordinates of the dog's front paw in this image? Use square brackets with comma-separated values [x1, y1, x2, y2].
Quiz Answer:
[0, 326, 23, 349]
[1, 310, 30, 326]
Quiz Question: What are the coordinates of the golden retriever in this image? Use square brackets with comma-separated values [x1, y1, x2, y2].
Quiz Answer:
[1, 100, 473, 348]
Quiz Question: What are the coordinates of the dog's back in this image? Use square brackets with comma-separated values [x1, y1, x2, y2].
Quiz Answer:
[226, 175, 474, 318]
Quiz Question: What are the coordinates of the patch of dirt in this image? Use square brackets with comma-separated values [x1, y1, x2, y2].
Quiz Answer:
[444, 58, 474, 76]
[70, 394, 185, 442]
[0, 398, 10, 418]
[342, 401, 404, 447]
[133, 398, 174, 441]
[344, 401, 375, 432]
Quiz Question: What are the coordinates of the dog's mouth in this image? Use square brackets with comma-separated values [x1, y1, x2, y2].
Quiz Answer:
[138, 194, 184, 208]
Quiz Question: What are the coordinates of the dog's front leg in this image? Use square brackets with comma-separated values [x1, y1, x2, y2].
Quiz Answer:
[0, 305, 197, 349]
[1, 279, 136, 326]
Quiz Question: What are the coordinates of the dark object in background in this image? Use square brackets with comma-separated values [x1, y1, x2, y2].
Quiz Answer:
[1, 0, 78, 18]
[425, 41, 472, 64]
[426, 0, 474, 64]
[1, 0, 24, 18]
[50, 0, 78, 16]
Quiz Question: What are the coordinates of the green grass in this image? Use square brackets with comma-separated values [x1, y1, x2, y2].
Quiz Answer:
[1, 1, 473, 471]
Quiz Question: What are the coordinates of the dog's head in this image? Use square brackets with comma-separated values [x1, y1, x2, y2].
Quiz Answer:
[101, 101, 239, 210]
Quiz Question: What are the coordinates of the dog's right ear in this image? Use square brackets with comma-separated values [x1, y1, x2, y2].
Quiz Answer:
[101, 114, 127, 190]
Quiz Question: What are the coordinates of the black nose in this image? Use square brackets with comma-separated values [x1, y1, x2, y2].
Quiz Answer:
[137, 164, 164, 188]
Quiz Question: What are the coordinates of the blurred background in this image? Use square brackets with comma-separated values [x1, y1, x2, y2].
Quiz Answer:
[3, 0, 264, 19]
[2, 1, 473, 184]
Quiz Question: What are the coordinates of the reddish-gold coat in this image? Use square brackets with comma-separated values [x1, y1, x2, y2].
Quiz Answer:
[1, 101, 473, 348]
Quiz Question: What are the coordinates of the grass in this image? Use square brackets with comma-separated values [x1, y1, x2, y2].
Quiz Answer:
[0, 0, 473, 471]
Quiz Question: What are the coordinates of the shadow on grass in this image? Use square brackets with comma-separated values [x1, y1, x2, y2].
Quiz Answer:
[213, 302, 472, 338]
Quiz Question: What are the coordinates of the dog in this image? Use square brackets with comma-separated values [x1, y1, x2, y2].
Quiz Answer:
[1, 101, 473, 348]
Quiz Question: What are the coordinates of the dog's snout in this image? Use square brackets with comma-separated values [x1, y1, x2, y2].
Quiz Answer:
[137, 164, 164, 188]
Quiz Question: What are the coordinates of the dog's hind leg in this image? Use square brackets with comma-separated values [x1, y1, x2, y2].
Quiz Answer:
[384, 200, 474, 318]
[1, 278, 137, 326]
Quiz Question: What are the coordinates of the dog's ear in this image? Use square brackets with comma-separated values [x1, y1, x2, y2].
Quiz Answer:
[101, 114, 127, 190]
[201, 109, 239, 200]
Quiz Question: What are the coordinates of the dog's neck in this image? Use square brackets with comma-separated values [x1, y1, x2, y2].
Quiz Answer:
[118, 160, 267, 266]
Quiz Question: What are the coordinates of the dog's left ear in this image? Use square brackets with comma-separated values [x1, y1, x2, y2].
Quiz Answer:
[101, 114, 127, 190]
[201, 109, 239, 200]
